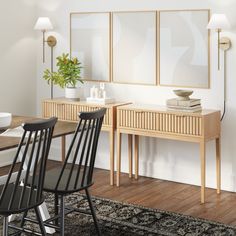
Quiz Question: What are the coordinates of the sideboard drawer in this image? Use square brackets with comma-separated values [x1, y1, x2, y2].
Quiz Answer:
[64, 103, 112, 126]
[43, 102, 66, 120]
[118, 109, 202, 136]
[43, 101, 112, 127]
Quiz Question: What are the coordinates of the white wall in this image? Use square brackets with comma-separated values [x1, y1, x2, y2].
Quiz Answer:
[36, 0, 236, 191]
[0, 0, 37, 166]
[0, 0, 37, 115]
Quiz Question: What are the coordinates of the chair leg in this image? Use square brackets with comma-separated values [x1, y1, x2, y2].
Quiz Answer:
[3, 217, 8, 236]
[85, 189, 101, 236]
[60, 195, 65, 236]
[15, 211, 28, 236]
[35, 207, 46, 236]
[20, 210, 28, 227]
[55, 193, 59, 226]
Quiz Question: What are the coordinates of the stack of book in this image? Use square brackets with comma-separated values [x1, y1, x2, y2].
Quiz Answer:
[166, 98, 202, 112]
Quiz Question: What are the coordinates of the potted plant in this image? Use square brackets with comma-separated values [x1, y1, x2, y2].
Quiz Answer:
[43, 53, 83, 100]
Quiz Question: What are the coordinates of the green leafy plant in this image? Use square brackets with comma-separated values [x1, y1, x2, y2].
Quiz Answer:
[43, 53, 83, 88]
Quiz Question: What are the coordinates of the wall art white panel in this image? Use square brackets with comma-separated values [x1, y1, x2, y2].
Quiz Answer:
[113, 12, 156, 85]
[71, 13, 110, 82]
[159, 10, 209, 88]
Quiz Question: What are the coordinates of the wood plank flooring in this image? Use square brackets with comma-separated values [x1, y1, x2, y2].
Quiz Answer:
[1, 160, 236, 226]
[90, 167, 236, 226]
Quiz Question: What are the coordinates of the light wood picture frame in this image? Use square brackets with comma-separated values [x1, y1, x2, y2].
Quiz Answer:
[158, 10, 210, 88]
[70, 10, 210, 88]
[70, 12, 111, 82]
[112, 11, 157, 85]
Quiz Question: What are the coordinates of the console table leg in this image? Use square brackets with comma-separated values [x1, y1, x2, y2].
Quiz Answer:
[134, 135, 139, 180]
[61, 135, 66, 163]
[216, 137, 221, 194]
[117, 132, 122, 186]
[128, 134, 133, 178]
[200, 141, 206, 204]
[110, 130, 114, 185]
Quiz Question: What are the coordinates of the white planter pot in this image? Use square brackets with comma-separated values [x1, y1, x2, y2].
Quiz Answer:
[65, 87, 79, 100]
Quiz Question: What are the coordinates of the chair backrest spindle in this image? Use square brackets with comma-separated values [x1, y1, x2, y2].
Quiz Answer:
[55, 108, 106, 192]
[0, 117, 57, 212]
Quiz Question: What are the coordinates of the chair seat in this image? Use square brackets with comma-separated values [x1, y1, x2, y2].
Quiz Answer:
[44, 168, 93, 194]
[30, 168, 93, 195]
[0, 184, 43, 215]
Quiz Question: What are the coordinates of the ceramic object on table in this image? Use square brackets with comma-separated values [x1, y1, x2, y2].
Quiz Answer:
[0, 113, 12, 129]
[173, 90, 193, 101]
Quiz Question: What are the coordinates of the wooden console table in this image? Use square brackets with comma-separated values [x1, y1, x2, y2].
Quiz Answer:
[116, 104, 221, 203]
[42, 98, 129, 186]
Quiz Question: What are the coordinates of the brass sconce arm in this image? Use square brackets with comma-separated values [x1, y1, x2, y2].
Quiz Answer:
[42, 30, 46, 63]
[215, 29, 231, 71]
[207, 13, 230, 70]
[42, 31, 57, 63]
[45, 35, 57, 47]
[220, 37, 231, 51]
[219, 36, 231, 121]
[34, 17, 57, 99]
[216, 29, 221, 70]
[207, 14, 231, 121]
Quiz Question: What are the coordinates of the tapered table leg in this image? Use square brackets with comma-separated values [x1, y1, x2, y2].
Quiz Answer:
[110, 130, 114, 185]
[200, 141, 206, 204]
[128, 134, 133, 178]
[116, 131, 121, 186]
[134, 135, 139, 180]
[216, 137, 221, 194]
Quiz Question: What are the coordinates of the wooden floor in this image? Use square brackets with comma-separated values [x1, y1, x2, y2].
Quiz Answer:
[1, 160, 236, 226]
[89, 168, 236, 226]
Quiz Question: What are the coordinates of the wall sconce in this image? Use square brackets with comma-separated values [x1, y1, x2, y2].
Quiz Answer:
[34, 17, 57, 99]
[207, 14, 231, 70]
[34, 17, 57, 63]
[207, 14, 232, 121]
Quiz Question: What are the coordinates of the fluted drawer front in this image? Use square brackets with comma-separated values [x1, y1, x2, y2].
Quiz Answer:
[43, 102, 66, 120]
[43, 102, 111, 126]
[119, 109, 202, 136]
[64, 104, 111, 126]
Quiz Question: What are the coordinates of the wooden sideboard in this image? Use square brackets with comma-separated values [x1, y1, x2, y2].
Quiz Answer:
[116, 104, 221, 203]
[42, 98, 129, 186]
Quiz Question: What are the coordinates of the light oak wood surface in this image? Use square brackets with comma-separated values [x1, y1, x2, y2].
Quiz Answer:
[0, 116, 77, 152]
[116, 104, 221, 204]
[43, 98, 130, 185]
[128, 134, 133, 178]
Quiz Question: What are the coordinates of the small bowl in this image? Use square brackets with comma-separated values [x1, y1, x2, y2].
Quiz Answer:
[173, 90, 193, 101]
[0, 113, 12, 129]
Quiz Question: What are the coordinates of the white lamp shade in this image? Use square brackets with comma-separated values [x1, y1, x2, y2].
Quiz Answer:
[207, 14, 230, 30]
[34, 17, 53, 31]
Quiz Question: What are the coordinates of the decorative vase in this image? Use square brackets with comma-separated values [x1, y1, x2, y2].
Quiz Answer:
[65, 87, 79, 100]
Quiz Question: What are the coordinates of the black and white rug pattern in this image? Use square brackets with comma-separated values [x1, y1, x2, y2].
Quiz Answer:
[1, 192, 236, 235]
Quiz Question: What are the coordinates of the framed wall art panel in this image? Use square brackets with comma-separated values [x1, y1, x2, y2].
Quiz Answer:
[159, 10, 210, 88]
[112, 11, 157, 85]
[70, 12, 110, 82]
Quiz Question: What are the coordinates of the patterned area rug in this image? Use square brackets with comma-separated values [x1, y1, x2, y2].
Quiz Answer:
[1, 192, 236, 235]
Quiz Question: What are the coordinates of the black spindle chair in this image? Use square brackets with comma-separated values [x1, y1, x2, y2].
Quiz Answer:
[39, 108, 106, 236]
[0, 117, 57, 236]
